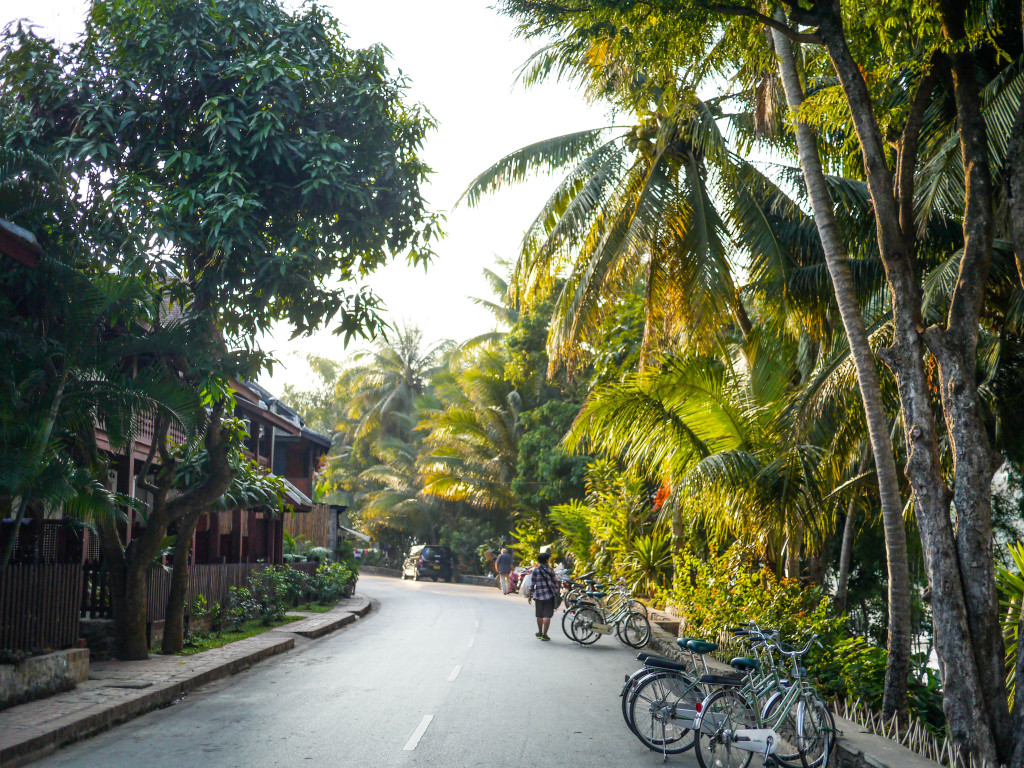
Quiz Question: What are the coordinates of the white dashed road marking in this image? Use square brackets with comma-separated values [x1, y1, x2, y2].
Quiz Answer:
[447, 665, 462, 682]
[403, 715, 433, 751]
[467, 637, 475, 648]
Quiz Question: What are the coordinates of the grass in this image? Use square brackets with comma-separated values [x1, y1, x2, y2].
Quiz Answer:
[178, 615, 303, 656]
[290, 601, 338, 613]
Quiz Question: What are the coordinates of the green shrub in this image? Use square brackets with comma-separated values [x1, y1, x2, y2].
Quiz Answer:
[311, 562, 355, 604]
[656, 543, 944, 732]
[188, 594, 221, 632]
[225, 586, 257, 630]
[246, 566, 295, 624]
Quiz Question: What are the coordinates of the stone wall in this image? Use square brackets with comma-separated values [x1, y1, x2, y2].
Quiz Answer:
[357, 566, 401, 578]
[0, 649, 89, 710]
[457, 574, 499, 588]
[79, 618, 117, 661]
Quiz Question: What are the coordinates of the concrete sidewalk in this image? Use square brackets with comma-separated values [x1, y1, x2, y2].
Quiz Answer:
[0, 594, 372, 768]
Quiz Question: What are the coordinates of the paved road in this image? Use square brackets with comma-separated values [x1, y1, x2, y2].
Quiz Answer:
[34, 575, 698, 767]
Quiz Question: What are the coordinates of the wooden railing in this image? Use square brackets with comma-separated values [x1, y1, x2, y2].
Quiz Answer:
[0, 564, 82, 651]
[81, 561, 322, 623]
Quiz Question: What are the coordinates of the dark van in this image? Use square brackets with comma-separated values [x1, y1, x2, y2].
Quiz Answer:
[401, 544, 453, 582]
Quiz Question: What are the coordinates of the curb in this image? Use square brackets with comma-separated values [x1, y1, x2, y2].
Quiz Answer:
[275, 597, 372, 639]
[0, 594, 372, 768]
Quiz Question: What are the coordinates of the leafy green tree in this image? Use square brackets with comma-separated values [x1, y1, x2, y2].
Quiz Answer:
[1, 0, 436, 659]
[512, 399, 587, 516]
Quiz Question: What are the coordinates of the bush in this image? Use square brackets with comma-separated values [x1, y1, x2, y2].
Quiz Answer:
[188, 594, 221, 632]
[225, 586, 258, 630]
[280, 567, 312, 606]
[311, 562, 355, 604]
[657, 544, 845, 644]
[248, 566, 297, 624]
[656, 543, 944, 731]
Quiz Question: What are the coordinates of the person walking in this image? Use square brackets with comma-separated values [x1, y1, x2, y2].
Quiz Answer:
[495, 548, 513, 594]
[526, 551, 557, 640]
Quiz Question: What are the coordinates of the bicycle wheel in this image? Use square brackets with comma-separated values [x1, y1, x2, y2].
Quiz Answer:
[561, 606, 579, 640]
[570, 606, 602, 645]
[760, 691, 802, 768]
[619, 610, 651, 648]
[621, 667, 661, 734]
[629, 598, 649, 617]
[694, 688, 756, 768]
[627, 669, 700, 754]
[563, 588, 583, 610]
[797, 695, 835, 768]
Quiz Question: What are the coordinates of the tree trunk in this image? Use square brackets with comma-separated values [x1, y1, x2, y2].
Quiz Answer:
[771, 22, 913, 720]
[836, 450, 869, 613]
[814, 1, 1009, 756]
[112, 554, 152, 660]
[1008, 81, 1024, 292]
[162, 508, 205, 654]
[835, 504, 856, 613]
[785, 520, 801, 580]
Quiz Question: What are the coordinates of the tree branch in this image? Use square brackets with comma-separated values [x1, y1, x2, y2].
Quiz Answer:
[136, 413, 167, 495]
[165, 402, 233, 523]
[936, 0, 993, 346]
[896, 53, 939, 248]
[708, 4, 821, 43]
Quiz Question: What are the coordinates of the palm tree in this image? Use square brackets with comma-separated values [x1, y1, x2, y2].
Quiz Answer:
[459, 95, 751, 374]
[357, 436, 441, 543]
[564, 329, 842, 575]
[418, 344, 521, 532]
[343, 324, 449, 440]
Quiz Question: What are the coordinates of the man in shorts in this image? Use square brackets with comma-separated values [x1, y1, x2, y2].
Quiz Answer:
[495, 548, 513, 594]
[527, 551, 557, 640]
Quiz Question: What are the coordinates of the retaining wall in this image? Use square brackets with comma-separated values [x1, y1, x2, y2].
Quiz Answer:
[0, 649, 89, 710]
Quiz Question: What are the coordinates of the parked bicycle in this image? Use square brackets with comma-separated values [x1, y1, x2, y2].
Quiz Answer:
[620, 622, 836, 767]
[564, 581, 651, 648]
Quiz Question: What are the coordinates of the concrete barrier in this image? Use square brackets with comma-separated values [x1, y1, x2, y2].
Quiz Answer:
[0, 649, 89, 710]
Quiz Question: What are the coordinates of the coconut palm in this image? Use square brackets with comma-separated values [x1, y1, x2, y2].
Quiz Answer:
[418, 344, 521, 531]
[357, 436, 441, 544]
[343, 324, 449, 440]
[564, 328, 842, 574]
[460, 89, 757, 374]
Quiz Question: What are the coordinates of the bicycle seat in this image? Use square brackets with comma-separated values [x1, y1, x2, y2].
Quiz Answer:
[644, 656, 689, 673]
[686, 639, 718, 655]
[578, 570, 596, 580]
[636, 651, 664, 664]
[699, 673, 744, 687]
[730, 656, 760, 672]
[585, 591, 607, 598]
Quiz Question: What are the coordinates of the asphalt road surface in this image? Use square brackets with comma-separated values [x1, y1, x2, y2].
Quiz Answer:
[34, 575, 699, 768]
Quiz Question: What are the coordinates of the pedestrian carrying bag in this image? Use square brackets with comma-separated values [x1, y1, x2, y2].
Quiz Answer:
[520, 572, 533, 598]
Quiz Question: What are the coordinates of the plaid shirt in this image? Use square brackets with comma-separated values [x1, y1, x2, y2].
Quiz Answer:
[530, 563, 557, 601]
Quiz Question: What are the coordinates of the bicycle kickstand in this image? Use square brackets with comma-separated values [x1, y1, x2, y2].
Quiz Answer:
[661, 713, 668, 762]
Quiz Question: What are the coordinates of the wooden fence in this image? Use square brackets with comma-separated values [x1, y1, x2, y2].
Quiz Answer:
[283, 504, 331, 548]
[0, 564, 82, 651]
[81, 561, 323, 623]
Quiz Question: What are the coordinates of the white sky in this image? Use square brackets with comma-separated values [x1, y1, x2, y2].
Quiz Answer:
[1, 0, 610, 395]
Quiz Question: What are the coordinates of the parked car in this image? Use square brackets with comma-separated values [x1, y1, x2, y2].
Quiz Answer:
[401, 544, 454, 582]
